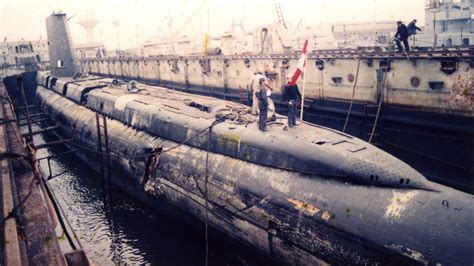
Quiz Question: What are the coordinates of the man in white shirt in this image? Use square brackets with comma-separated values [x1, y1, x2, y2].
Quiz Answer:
[248, 71, 273, 115]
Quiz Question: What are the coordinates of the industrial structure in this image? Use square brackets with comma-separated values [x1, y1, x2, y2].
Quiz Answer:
[0, 39, 49, 70]
[75, 15, 107, 59]
[419, 0, 474, 47]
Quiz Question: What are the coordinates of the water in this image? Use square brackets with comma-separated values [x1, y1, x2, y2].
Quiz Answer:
[25, 122, 266, 265]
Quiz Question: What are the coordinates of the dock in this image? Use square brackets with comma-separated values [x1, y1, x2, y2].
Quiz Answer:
[0, 82, 89, 265]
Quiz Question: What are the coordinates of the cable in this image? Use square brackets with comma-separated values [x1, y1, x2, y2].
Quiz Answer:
[342, 57, 361, 133]
[369, 69, 388, 144]
[202, 115, 226, 266]
[204, 125, 210, 266]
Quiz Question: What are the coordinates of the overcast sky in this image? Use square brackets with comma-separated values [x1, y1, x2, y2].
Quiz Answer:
[0, 0, 426, 49]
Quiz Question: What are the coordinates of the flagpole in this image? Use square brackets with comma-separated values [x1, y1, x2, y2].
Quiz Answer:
[299, 63, 307, 121]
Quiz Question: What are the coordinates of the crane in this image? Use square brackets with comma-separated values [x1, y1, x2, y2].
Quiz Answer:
[172, 0, 208, 38]
[274, 2, 287, 29]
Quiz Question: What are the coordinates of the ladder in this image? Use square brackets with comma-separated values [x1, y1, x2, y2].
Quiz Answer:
[95, 113, 112, 194]
[366, 104, 382, 147]
[238, 85, 247, 105]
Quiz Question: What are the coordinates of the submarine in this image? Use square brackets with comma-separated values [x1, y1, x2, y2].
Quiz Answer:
[34, 13, 474, 264]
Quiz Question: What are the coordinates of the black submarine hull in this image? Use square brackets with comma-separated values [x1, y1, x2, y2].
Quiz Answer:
[35, 82, 474, 265]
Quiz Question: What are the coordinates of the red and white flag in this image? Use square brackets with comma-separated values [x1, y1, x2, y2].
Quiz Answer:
[289, 39, 308, 85]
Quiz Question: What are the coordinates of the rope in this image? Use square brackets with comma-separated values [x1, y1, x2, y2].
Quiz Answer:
[342, 58, 361, 133]
[369, 70, 388, 144]
[204, 125, 210, 266]
[202, 115, 226, 266]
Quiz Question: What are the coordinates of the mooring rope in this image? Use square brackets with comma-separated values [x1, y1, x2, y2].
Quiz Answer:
[204, 125, 211, 266]
[369, 70, 388, 144]
[342, 57, 361, 133]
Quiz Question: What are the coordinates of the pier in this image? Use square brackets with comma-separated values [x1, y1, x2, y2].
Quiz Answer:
[0, 79, 90, 265]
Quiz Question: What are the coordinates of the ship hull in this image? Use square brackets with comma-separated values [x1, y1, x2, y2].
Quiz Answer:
[35, 84, 474, 265]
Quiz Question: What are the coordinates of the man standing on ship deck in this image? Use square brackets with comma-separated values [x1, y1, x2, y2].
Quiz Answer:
[407, 19, 422, 46]
[248, 71, 272, 115]
[256, 77, 268, 131]
[394, 21, 410, 52]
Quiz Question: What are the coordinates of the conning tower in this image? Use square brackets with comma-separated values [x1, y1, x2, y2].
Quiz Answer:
[45, 12, 79, 77]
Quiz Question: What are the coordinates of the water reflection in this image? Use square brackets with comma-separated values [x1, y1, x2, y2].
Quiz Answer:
[28, 124, 264, 265]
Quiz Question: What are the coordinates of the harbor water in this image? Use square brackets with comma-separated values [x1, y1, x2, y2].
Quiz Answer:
[25, 121, 265, 265]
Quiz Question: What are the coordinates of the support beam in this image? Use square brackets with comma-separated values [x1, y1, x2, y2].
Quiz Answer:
[19, 118, 49, 127]
[34, 139, 72, 150]
[21, 125, 58, 138]
[18, 113, 44, 121]
[16, 104, 36, 110]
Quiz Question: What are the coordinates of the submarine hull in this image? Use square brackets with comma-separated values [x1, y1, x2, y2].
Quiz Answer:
[36, 84, 474, 265]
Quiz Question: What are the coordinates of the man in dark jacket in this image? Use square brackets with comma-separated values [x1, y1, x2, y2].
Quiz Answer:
[407, 19, 422, 46]
[407, 19, 422, 36]
[283, 75, 302, 128]
[395, 21, 409, 52]
[256, 77, 268, 131]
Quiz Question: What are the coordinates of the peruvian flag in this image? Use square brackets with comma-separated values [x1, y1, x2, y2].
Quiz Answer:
[289, 39, 308, 85]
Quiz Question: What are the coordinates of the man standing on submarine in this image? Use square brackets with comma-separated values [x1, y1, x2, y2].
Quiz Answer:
[283, 74, 302, 128]
[248, 71, 273, 115]
[256, 77, 269, 131]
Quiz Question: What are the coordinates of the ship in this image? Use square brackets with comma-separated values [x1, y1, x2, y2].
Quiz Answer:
[71, 0, 474, 195]
[82, 45, 474, 193]
[4, 12, 471, 265]
[48, 1, 468, 196]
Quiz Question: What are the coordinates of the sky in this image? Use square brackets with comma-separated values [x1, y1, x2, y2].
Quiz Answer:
[0, 0, 426, 49]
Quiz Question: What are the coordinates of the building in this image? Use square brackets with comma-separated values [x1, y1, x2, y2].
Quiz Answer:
[74, 15, 107, 59]
[329, 20, 396, 48]
[418, 0, 473, 47]
[0, 39, 49, 70]
[75, 42, 107, 59]
[219, 22, 251, 55]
